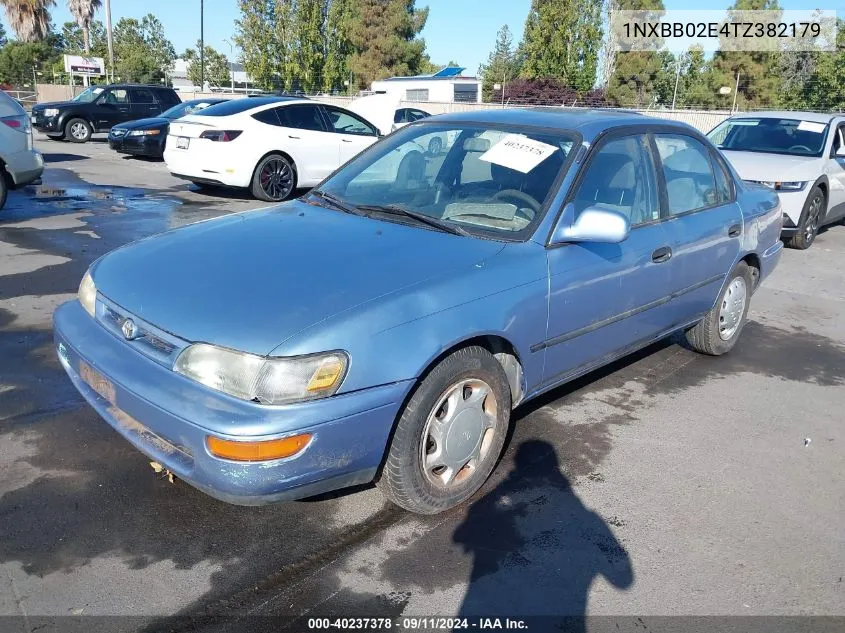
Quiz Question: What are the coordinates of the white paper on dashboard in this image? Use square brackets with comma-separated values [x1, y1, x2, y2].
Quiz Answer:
[797, 121, 826, 134]
[479, 134, 558, 173]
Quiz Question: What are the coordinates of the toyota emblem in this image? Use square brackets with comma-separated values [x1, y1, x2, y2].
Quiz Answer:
[121, 318, 139, 340]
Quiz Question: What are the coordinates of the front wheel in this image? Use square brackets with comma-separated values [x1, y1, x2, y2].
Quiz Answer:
[64, 118, 92, 143]
[0, 170, 8, 210]
[685, 261, 753, 356]
[377, 346, 511, 514]
[251, 154, 296, 202]
[786, 185, 825, 250]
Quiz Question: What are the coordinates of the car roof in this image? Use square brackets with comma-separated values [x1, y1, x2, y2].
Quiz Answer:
[733, 111, 837, 123]
[242, 96, 311, 108]
[427, 107, 693, 139]
[102, 84, 174, 90]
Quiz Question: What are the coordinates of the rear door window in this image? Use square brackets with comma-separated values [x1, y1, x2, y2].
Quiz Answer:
[129, 88, 155, 104]
[654, 134, 720, 215]
[322, 106, 377, 136]
[252, 108, 282, 126]
[277, 104, 328, 132]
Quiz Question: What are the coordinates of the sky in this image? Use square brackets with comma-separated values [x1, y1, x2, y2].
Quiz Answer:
[1, 0, 842, 77]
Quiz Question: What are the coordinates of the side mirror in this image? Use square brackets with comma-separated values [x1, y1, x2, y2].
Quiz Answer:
[550, 204, 631, 245]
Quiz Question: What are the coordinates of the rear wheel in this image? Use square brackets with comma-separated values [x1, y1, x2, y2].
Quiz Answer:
[685, 261, 753, 356]
[378, 346, 511, 514]
[251, 154, 296, 202]
[786, 185, 825, 250]
[0, 169, 8, 210]
[64, 118, 92, 143]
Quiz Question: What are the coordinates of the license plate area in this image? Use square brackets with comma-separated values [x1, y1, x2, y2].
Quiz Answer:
[80, 360, 116, 406]
[176, 136, 190, 149]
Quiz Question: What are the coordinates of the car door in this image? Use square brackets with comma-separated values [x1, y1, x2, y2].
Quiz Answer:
[275, 104, 342, 184]
[541, 133, 677, 387]
[652, 133, 744, 325]
[824, 120, 845, 221]
[93, 88, 131, 130]
[320, 105, 379, 164]
[128, 88, 160, 120]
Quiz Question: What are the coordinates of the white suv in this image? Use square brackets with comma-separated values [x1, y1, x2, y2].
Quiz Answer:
[708, 112, 845, 250]
[0, 90, 44, 209]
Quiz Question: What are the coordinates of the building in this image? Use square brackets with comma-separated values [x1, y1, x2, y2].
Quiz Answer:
[371, 67, 481, 104]
[169, 59, 255, 93]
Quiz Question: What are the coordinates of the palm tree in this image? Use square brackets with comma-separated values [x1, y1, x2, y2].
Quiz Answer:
[67, 0, 101, 53]
[0, 0, 55, 42]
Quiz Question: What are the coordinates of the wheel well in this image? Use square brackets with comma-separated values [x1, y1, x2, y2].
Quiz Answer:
[252, 150, 298, 183]
[742, 253, 761, 289]
[421, 335, 525, 406]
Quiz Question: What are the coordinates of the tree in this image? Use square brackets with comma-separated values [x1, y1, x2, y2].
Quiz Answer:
[0, 0, 55, 42]
[606, 0, 665, 107]
[519, 0, 603, 92]
[479, 25, 520, 101]
[0, 20, 7, 47]
[490, 76, 612, 106]
[113, 14, 175, 83]
[233, 0, 277, 90]
[61, 19, 106, 57]
[293, 0, 324, 91]
[66, 0, 100, 53]
[0, 39, 58, 84]
[183, 41, 230, 87]
[347, 0, 429, 89]
[323, 0, 354, 91]
[274, 0, 296, 89]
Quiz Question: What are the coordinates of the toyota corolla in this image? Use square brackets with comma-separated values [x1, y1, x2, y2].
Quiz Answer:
[54, 109, 783, 514]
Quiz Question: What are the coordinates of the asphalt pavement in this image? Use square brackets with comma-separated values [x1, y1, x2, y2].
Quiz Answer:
[0, 135, 842, 632]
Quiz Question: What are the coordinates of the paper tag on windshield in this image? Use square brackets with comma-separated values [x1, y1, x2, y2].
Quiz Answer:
[797, 121, 826, 133]
[479, 134, 558, 173]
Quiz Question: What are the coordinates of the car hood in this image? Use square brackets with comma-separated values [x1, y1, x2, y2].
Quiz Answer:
[92, 200, 505, 355]
[112, 117, 169, 131]
[32, 100, 76, 110]
[344, 93, 401, 136]
[720, 150, 824, 183]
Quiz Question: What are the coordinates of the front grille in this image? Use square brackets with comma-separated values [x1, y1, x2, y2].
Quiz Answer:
[110, 129, 127, 138]
[96, 296, 187, 367]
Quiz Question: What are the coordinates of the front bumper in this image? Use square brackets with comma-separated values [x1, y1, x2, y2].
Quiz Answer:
[32, 112, 62, 133]
[109, 133, 164, 157]
[4, 147, 44, 186]
[777, 189, 809, 227]
[53, 300, 411, 505]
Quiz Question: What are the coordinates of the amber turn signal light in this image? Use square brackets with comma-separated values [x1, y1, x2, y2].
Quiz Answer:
[206, 433, 312, 462]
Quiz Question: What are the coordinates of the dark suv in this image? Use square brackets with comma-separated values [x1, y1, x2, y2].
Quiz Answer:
[32, 84, 181, 143]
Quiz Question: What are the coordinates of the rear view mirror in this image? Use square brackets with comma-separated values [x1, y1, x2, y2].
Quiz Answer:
[551, 204, 630, 244]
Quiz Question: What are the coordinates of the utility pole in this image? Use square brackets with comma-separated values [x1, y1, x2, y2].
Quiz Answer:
[224, 39, 234, 93]
[671, 58, 681, 110]
[731, 70, 740, 112]
[105, 0, 114, 83]
[501, 70, 506, 107]
[200, 0, 205, 91]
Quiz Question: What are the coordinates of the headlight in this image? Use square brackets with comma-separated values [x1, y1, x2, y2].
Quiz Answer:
[747, 180, 807, 191]
[78, 270, 96, 318]
[44, 108, 59, 117]
[173, 344, 348, 405]
[128, 129, 161, 136]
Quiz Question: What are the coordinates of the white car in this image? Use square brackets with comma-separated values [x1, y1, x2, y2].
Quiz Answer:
[708, 112, 845, 249]
[164, 95, 397, 202]
[0, 90, 44, 209]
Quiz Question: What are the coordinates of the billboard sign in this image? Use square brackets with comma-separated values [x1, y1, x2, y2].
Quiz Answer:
[63, 55, 105, 76]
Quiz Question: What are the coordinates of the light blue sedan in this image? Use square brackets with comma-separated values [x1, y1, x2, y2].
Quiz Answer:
[53, 109, 784, 514]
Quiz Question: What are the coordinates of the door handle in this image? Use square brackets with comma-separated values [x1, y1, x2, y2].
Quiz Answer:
[728, 224, 742, 237]
[651, 246, 672, 263]
[341, 139, 353, 143]
[288, 135, 300, 139]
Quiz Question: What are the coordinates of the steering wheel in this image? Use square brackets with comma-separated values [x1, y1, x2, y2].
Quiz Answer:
[493, 189, 541, 216]
[788, 145, 812, 153]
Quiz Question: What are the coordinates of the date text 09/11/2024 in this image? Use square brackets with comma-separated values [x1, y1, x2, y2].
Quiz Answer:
[307, 617, 529, 630]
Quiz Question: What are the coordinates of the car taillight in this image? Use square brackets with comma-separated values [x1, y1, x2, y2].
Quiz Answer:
[199, 130, 242, 142]
[1, 115, 28, 132]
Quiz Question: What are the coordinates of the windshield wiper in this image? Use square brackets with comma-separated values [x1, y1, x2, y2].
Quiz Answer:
[355, 203, 468, 236]
[308, 190, 363, 215]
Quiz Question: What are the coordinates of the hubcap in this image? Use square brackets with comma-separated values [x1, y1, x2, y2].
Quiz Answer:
[804, 194, 823, 242]
[421, 379, 498, 488]
[259, 159, 293, 200]
[71, 123, 87, 139]
[718, 277, 747, 341]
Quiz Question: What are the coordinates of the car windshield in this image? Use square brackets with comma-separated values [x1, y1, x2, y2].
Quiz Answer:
[71, 86, 105, 103]
[313, 124, 576, 239]
[160, 100, 219, 120]
[707, 117, 829, 157]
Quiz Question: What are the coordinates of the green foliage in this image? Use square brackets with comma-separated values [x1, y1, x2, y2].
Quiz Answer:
[0, 20, 7, 47]
[233, 0, 277, 90]
[61, 19, 106, 57]
[520, 0, 603, 92]
[605, 0, 665, 106]
[479, 25, 521, 101]
[347, 0, 429, 89]
[0, 0, 55, 43]
[323, 0, 353, 91]
[113, 14, 176, 84]
[0, 39, 59, 85]
[183, 41, 231, 87]
[777, 18, 845, 111]
[294, 0, 325, 91]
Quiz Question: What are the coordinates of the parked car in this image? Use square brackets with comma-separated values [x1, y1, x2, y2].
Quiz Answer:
[31, 84, 181, 143]
[392, 107, 452, 156]
[54, 109, 783, 514]
[0, 90, 43, 209]
[708, 111, 845, 250]
[163, 95, 394, 202]
[108, 98, 228, 159]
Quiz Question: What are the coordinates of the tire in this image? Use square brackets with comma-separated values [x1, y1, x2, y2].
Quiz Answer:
[64, 118, 92, 143]
[378, 346, 512, 514]
[685, 261, 753, 356]
[0, 170, 8, 210]
[250, 153, 296, 202]
[428, 136, 443, 156]
[785, 185, 825, 250]
[46, 133, 66, 141]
